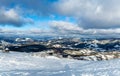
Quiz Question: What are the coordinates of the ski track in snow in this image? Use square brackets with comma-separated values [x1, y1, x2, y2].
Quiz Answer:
[0, 52, 120, 76]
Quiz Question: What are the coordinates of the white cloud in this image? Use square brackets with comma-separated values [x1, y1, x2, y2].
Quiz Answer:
[4, 9, 19, 20]
[50, 21, 81, 31]
[48, 20, 120, 36]
[0, 0, 119, 37]
[0, 7, 33, 27]
[55, 0, 120, 29]
[49, 20, 83, 34]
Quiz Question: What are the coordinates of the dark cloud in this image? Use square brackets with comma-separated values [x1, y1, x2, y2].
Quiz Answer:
[0, 0, 56, 26]
[48, 20, 120, 35]
[0, 8, 33, 27]
[1, 0, 120, 29]
[54, 0, 120, 29]
[79, 17, 120, 29]
[0, 0, 119, 36]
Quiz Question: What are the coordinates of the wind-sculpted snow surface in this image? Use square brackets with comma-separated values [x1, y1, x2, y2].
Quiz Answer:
[0, 52, 120, 76]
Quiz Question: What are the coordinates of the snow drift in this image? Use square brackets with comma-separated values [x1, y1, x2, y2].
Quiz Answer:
[0, 51, 120, 76]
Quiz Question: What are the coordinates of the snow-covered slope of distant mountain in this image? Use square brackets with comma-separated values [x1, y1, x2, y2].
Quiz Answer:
[0, 51, 120, 76]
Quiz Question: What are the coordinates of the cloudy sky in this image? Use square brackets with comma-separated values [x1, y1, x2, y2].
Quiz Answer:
[0, 0, 120, 37]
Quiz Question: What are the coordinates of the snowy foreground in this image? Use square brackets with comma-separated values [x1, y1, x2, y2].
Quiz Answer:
[0, 52, 120, 76]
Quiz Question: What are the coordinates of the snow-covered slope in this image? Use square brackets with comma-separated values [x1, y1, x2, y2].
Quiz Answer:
[0, 52, 120, 76]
